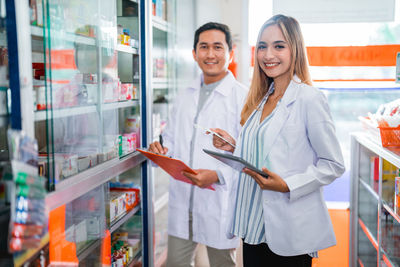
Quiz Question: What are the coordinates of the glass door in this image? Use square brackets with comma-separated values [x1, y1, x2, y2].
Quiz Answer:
[0, 1, 12, 264]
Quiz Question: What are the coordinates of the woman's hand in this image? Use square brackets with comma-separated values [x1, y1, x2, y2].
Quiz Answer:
[243, 167, 289, 193]
[182, 169, 219, 188]
[209, 128, 236, 153]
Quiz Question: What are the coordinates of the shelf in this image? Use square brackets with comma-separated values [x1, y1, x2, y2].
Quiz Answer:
[152, 16, 171, 32]
[359, 217, 396, 267]
[103, 100, 139, 111]
[46, 151, 146, 211]
[359, 217, 378, 250]
[30, 26, 43, 38]
[35, 101, 139, 121]
[354, 132, 400, 168]
[14, 234, 49, 267]
[360, 179, 379, 201]
[110, 205, 140, 233]
[35, 105, 98, 121]
[116, 44, 138, 54]
[77, 239, 101, 262]
[382, 202, 400, 224]
[31, 25, 96, 46]
[357, 258, 365, 267]
[32, 26, 140, 53]
[127, 250, 142, 267]
[152, 78, 169, 89]
[382, 254, 395, 267]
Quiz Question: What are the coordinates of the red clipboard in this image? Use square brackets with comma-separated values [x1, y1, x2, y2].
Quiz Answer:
[137, 149, 215, 190]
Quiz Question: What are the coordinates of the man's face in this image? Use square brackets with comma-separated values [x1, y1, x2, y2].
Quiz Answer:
[193, 29, 232, 84]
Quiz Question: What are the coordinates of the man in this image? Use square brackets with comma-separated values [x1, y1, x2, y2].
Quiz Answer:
[149, 22, 247, 267]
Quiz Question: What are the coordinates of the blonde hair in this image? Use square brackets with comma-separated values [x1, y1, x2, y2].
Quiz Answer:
[240, 14, 312, 125]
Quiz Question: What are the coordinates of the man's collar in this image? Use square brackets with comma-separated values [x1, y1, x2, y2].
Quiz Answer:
[189, 71, 236, 97]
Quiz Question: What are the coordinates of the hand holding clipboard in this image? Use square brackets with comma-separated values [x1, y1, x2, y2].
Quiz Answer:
[137, 149, 215, 190]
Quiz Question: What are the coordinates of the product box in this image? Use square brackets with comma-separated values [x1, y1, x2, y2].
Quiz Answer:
[382, 160, 397, 204]
[36, 0, 43, 26]
[120, 83, 134, 100]
[111, 189, 138, 211]
[109, 191, 127, 223]
[102, 79, 119, 103]
[54, 153, 78, 179]
[395, 176, 400, 215]
[77, 153, 97, 172]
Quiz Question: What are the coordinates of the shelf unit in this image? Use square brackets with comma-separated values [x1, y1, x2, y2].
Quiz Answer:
[5, 0, 149, 266]
[350, 132, 400, 266]
[2, 0, 196, 266]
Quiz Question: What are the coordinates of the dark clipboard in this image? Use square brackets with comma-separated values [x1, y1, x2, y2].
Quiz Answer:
[137, 149, 215, 190]
[203, 149, 269, 178]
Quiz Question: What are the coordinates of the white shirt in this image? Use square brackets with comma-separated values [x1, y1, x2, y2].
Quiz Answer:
[162, 71, 248, 249]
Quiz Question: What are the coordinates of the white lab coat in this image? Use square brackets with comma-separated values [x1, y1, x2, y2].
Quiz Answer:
[162, 71, 248, 249]
[227, 76, 345, 256]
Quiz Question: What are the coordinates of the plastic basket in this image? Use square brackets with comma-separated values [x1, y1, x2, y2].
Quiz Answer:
[378, 126, 400, 147]
[359, 116, 400, 147]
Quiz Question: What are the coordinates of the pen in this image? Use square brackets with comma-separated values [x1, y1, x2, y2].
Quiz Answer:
[159, 134, 164, 149]
[194, 124, 236, 148]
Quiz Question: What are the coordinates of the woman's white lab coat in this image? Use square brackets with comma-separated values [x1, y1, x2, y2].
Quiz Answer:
[162, 71, 248, 249]
[227, 76, 345, 256]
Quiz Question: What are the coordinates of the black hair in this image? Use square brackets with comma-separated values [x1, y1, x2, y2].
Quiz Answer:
[193, 22, 232, 51]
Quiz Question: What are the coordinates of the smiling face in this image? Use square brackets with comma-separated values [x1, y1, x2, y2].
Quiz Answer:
[193, 29, 232, 84]
[257, 24, 292, 86]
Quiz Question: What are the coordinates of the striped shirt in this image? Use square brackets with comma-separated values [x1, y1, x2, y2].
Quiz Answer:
[230, 85, 275, 245]
[230, 83, 318, 257]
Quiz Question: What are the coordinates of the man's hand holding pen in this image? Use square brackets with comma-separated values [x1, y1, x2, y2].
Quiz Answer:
[148, 135, 169, 155]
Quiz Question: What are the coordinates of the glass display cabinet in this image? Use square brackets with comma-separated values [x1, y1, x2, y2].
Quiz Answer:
[29, 0, 147, 265]
[146, 0, 177, 265]
[2, 0, 196, 265]
[350, 132, 400, 267]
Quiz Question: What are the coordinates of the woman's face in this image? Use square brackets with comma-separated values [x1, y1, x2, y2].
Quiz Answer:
[257, 24, 292, 85]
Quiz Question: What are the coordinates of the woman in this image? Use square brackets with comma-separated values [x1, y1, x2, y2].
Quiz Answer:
[211, 14, 345, 266]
